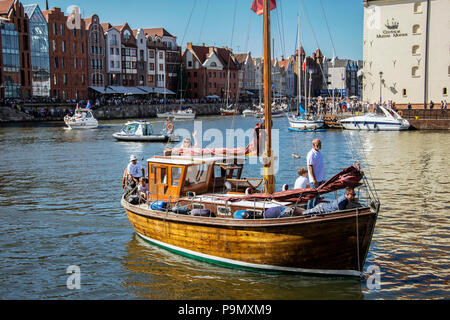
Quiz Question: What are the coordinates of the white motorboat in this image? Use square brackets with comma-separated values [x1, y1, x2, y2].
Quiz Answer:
[340, 105, 410, 131]
[113, 120, 178, 142]
[64, 109, 98, 129]
[156, 107, 196, 120]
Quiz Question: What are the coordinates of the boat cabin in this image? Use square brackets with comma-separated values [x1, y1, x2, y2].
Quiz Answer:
[121, 121, 153, 136]
[147, 156, 250, 202]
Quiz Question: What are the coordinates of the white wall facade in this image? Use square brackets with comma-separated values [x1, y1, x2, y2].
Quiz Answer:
[363, 0, 450, 106]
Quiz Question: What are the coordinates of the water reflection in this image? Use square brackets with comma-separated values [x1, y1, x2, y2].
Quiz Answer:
[122, 234, 364, 300]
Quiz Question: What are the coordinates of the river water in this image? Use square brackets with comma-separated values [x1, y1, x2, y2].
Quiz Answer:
[0, 116, 448, 300]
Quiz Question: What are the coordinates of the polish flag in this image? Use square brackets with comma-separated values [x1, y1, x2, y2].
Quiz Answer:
[251, 0, 277, 15]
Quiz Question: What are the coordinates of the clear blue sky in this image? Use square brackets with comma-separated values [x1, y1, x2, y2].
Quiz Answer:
[23, 0, 364, 60]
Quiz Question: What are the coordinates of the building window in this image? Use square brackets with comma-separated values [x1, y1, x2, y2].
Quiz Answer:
[52, 40, 56, 52]
[149, 50, 155, 59]
[412, 45, 420, 55]
[402, 89, 407, 97]
[412, 24, 421, 34]
[413, 3, 422, 13]
[60, 24, 64, 35]
[159, 52, 163, 59]
[444, 88, 448, 96]
[53, 23, 57, 35]
[63, 74, 67, 85]
[159, 64, 164, 71]
[412, 66, 420, 77]
[188, 61, 192, 68]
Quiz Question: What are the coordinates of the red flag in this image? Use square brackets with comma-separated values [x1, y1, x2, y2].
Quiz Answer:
[251, 0, 277, 15]
[302, 59, 306, 71]
[76, 103, 79, 110]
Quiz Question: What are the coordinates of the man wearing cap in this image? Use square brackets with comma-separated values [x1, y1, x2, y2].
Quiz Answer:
[126, 155, 145, 185]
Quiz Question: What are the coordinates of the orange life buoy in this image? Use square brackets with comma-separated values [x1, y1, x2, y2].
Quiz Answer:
[167, 123, 174, 131]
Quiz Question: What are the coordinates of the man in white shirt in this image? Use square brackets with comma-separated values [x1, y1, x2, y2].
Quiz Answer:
[127, 155, 145, 185]
[294, 168, 310, 190]
[306, 139, 325, 209]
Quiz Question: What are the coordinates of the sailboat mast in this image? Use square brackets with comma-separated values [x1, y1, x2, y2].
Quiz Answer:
[298, 15, 301, 114]
[263, 0, 275, 194]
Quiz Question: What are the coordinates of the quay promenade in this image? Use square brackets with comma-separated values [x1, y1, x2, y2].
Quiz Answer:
[1, 104, 449, 130]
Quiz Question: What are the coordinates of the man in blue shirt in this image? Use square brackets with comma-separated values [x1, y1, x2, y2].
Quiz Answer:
[303, 188, 357, 215]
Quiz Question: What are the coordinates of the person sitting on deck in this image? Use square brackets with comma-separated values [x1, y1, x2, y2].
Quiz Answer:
[137, 177, 148, 201]
[181, 130, 199, 148]
[303, 187, 359, 216]
[294, 168, 310, 190]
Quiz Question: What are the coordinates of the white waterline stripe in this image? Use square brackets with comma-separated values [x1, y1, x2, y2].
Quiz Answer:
[136, 232, 362, 277]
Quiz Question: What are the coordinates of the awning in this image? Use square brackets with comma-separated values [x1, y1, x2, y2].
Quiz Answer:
[153, 87, 175, 95]
[109, 86, 147, 95]
[136, 86, 154, 94]
[88, 86, 117, 94]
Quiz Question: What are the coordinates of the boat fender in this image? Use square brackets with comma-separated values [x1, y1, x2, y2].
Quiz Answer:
[263, 206, 287, 219]
[150, 201, 167, 211]
[171, 206, 190, 215]
[191, 209, 215, 217]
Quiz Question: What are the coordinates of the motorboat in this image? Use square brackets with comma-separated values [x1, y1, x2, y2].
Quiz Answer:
[157, 107, 196, 120]
[113, 120, 178, 142]
[64, 109, 98, 129]
[340, 105, 410, 131]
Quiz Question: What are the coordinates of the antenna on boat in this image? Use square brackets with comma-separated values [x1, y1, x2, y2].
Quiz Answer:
[262, 0, 275, 194]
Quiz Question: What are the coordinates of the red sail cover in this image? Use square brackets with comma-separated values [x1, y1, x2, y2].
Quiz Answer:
[251, 0, 277, 15]
[221, 165, 363, 203]
[171, 123, 264, 157]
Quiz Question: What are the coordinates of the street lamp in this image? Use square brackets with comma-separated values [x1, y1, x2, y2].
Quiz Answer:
[379, 71, 383, 105]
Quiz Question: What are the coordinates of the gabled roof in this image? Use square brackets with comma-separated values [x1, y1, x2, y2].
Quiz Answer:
[186, 44, 239, 70]
[234, 53, 250, 64]
[141, 27, 175, 39]
[0, 0, 14, 15]
[278, 59, 290, 70]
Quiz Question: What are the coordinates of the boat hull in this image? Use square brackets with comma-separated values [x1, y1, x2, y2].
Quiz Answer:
[340, 120, 410, 131]
[289, 118, 325, 130]
[123, 199, 377, 277]
[113, 133, 169, 142]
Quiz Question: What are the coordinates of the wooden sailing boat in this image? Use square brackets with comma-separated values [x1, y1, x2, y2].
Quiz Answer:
[121, 0, 379, 277]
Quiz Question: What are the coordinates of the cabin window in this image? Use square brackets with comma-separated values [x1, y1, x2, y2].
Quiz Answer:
[193, 204, 205, 210]
[217, 207, 231, 216]
[123, 123, 139, 133]
[160, 167, 167, 184]
[185, 164, 208, 185]
[171, 167, 182, 187]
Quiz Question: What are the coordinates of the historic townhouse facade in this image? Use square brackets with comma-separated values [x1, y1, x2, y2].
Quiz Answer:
[85, 14, 106, 88]
[43, 7, 88, 100]
[102, 23, 121, 86]
[236, 52, 258, 94]
[115, 23, 137, 87]
[133, 28, 147, 87]
[183, 43, 240, 100]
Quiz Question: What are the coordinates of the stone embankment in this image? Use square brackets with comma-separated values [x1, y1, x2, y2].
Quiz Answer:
[0, 104, 232, 123]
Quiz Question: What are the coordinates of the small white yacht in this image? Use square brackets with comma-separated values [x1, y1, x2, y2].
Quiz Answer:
[242, 109, 255, 117]
[113, 120, 178, 142]
[156, 107, 196, 120]
[289, 115, 325, 131]
[64, 109, 98, 129]
[340, 105, 410, 131]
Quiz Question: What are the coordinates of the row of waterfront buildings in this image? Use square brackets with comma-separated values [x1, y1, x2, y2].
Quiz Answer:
[0, 0, 364, 103]
[5, 0, 445, 109]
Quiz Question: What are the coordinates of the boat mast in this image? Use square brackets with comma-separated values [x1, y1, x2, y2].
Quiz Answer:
[263, 0, 275, 194]
[298, 15, 301, 116]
